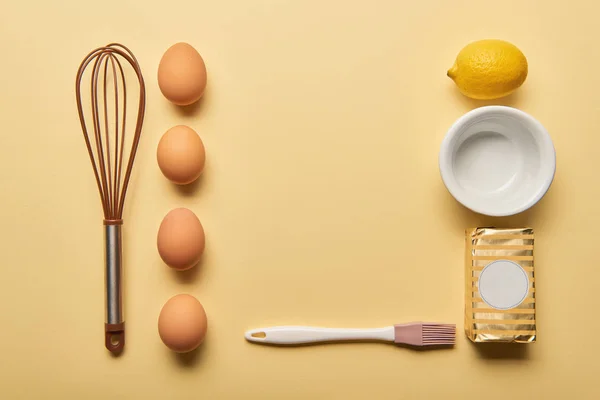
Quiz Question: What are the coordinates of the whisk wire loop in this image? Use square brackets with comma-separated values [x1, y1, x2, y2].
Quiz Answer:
[75, 44, 145, 222]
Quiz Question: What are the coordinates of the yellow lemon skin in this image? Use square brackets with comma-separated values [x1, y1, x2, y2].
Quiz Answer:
[447, 39, 528, 100]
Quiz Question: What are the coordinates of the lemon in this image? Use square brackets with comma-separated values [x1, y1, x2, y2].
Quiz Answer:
[447, 39, 528, 100]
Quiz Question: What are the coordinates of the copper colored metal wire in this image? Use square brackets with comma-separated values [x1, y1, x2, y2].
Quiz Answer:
[75, 43, 145, 354]
[76, 43, 145, 223]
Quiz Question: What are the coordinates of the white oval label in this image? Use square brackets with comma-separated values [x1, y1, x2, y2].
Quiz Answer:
[478, 259, 529, 310]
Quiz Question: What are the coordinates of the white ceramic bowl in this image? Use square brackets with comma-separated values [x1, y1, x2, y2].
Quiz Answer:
[439, 106, 555, 216]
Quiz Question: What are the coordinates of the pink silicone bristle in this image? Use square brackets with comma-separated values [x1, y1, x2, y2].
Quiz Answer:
[394, 322, 456, 346]
[422, 323, 456, 346]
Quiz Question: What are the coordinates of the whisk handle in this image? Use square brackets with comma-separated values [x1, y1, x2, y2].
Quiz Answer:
[104, 223, 124, 354]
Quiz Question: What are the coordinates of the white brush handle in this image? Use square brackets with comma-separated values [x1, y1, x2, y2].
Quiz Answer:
[245, 326, 395, 345]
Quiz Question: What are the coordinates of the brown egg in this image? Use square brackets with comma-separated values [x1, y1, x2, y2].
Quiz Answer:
[158, 294, 207, 353]
[157, 208, 205, 270]
[157, 125, 205, 185]
[158, 42, 207, 106]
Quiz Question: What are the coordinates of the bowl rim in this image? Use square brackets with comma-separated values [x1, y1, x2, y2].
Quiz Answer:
[439, 105, 556, 217]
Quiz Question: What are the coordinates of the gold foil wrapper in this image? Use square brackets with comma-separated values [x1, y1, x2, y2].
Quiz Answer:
[465, 227, 536, 343]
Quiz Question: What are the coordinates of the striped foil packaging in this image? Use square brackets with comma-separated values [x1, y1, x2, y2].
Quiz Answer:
[465, 227, 536, 343]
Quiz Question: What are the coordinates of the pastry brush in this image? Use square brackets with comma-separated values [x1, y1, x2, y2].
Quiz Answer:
[245, 322, 456, 347]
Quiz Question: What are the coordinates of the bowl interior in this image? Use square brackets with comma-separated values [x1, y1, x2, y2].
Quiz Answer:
[441, 109, 555, 216]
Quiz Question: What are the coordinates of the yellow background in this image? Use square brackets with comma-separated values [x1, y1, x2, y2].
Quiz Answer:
[1, 0, 599, 398]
